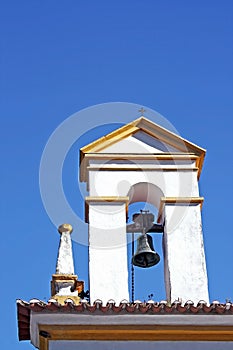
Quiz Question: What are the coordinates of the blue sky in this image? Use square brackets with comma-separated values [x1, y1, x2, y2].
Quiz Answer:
[1, 1, 233, 349]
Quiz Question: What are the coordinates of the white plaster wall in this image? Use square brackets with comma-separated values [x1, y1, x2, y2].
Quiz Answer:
[99, 135, 162, 153]
[89, 203, 129, 304]
[164, 204, 209, 304]
[89, 159, 197, 167]
[87, 152, 205, 305]
[89, 170, 199, 200]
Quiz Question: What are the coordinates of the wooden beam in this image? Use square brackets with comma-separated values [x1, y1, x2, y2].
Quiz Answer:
[39, 324, 233, 342]
[39, 334, 48, 350]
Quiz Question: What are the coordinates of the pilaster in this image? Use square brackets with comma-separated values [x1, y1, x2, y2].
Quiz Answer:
[162, 198, 209, 304]
[86, 197, 130, 304]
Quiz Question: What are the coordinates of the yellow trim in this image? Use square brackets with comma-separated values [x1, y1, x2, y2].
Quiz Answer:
[80, 124, 140, 166]
[79, 117, 206, 182]
[157, 197, 204, 223]
[85, 196, 129, 223]
[137, 117, 206, 154]
[50, 274, 84, 305]
[38, 324, 233, 342]
[80, 117, 206, 156]
[80, 124, 139, 153]
[160, 196, 204, 204]
[85, 153, 198, 159]
[85, 196, 129, 203]
[196, 153, 205, 180]
[87, 165, 199, 172]
[51, 274, 79, 280]
[142, 126, 205, 179]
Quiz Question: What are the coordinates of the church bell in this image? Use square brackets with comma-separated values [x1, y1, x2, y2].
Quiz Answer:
[132, 233, 160, 268]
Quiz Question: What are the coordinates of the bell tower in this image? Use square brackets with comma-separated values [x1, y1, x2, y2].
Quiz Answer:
[80, 116, 209, 305]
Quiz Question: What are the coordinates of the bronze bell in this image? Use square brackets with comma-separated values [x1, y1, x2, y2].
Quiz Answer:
[132, 233, 160, 268]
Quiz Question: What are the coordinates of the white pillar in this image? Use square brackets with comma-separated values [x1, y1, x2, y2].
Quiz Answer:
[162, 199, 209, 304]
[86, 197, 129, 305]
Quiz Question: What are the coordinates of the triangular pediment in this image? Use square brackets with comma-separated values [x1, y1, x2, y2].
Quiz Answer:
[80, 117, 206, 181]
[98, 130, 181, 154]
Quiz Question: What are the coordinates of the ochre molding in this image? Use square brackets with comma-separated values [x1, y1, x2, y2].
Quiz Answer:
[79, 117, 206, 182]
[52, 274, 79, 280]
[157, 197, 204, 223]
[38, 324, 233, 342]
[80, 123, 140, 167]
[85, 196, 129, 223]
[87, 165, 199, 172]
[85, 196, 129, 203]
[80, 124, 139, 154]
[160, 197, 204, 204]
[137, 117, 205, 154]
[196, 154, 205, 180]
[84, 153, 198, 160]
[80, 116, 206, 159]
[50, 274, 84, 305]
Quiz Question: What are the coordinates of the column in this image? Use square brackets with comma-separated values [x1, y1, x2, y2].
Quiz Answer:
[161, 198, 209, 304]
[86, 197, 130, 305]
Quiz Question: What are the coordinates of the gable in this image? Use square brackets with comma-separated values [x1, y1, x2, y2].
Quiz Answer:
[80, 117, 206, 181]
[80, 117, 205, 154]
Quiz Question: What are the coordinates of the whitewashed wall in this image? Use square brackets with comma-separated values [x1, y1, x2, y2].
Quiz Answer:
[164, 204, 209, 304]
[86, 135, 209, 304]
[88, 202, 129, 304]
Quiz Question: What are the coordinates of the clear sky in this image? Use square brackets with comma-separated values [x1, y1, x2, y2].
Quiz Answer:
[1, 1, 233, 349]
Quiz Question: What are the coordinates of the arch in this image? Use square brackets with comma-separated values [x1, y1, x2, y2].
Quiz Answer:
[127, 199, 166, 302]
[127, 183, 166, 302]
[127, 182, 165, 211]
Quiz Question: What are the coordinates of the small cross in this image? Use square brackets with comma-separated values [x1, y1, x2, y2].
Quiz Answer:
[138, 107, 146, 116]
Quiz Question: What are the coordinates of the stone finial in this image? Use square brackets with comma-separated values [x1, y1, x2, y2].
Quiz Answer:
[58, 223, 73, 234]
[56, 224, 74, 275]
[51, 223, 84, 305]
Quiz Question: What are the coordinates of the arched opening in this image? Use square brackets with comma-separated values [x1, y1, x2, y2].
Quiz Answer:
[128, 182, 164, 210]
[127, 183, 166, 302]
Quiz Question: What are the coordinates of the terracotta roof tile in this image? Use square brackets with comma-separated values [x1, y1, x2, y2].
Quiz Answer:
[17, 298, 233, 342]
